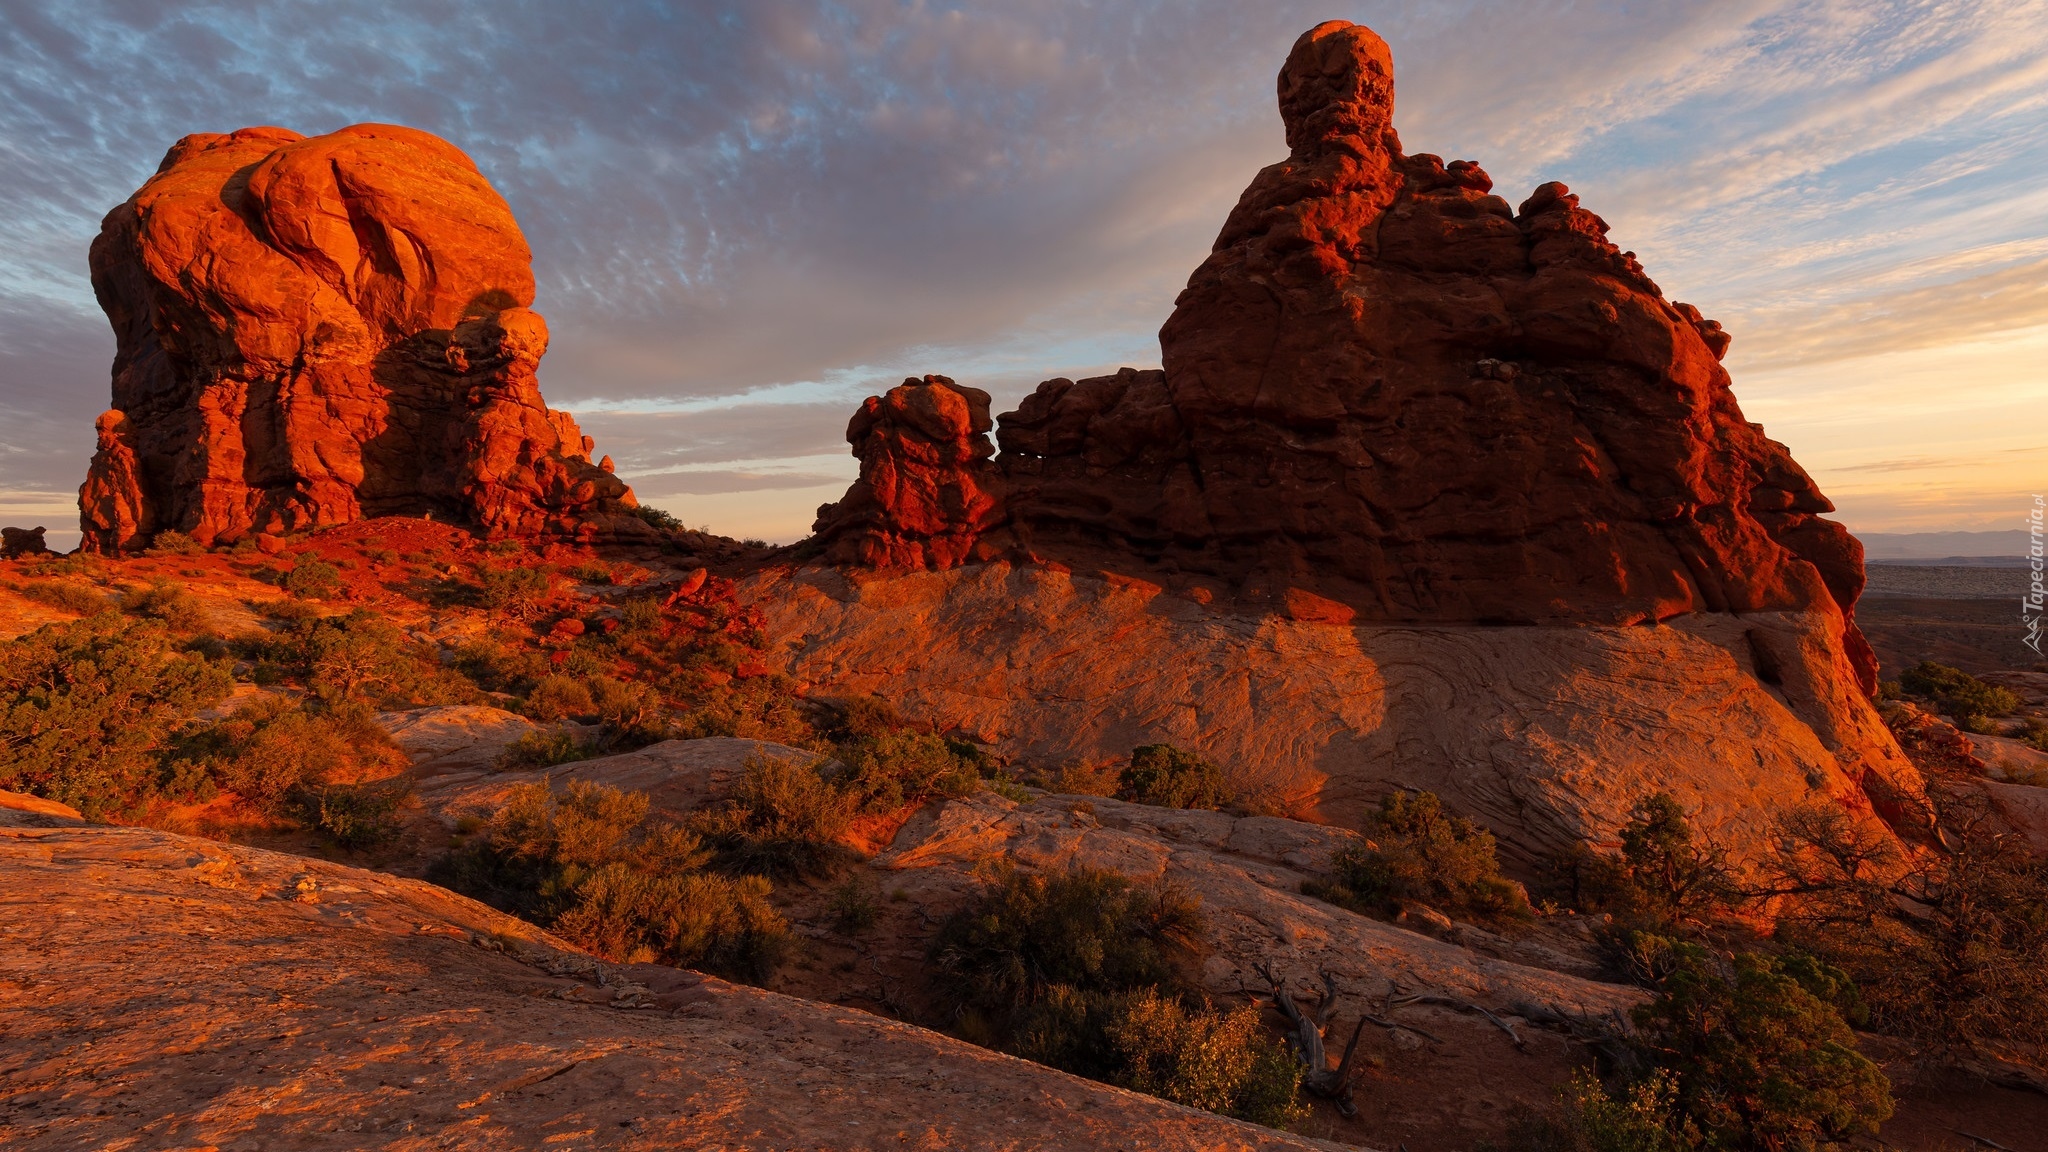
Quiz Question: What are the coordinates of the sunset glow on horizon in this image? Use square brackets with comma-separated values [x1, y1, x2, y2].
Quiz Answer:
[3, 0, 2043, 550]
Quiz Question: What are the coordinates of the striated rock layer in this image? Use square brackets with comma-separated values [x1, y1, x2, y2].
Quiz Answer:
[80, 124, 648, 552]
[747, 564, 1923, 865]
[1, 810, 1330, 1151]
[814, 20, 1874, 693]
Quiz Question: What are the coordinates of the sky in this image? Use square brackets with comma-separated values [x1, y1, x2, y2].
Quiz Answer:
[1, 0, 2044, 551]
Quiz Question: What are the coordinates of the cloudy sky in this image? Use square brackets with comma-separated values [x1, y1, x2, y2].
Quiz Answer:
[2, 0, 2044, 550]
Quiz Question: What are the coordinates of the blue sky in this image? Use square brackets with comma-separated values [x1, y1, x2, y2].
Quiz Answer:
[2, 0, 2044, 547]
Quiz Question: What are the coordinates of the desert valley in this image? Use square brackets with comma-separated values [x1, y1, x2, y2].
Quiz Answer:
[3, 16, 2047, 1152]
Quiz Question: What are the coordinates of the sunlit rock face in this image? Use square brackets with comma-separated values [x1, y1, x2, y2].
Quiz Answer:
[817, 21, 1874, 696]
[79, 124, 649, 552]
[786, 21, 1916, 859]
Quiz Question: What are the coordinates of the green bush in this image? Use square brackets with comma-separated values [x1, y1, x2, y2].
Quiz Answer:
[1630, 941, 1891, 1150]
[119, 581, 212, 633]
[525, 674, 596, 722]
[450, 639, 550, 695]
[929, 866, 1300, 1126]
[1304, 790, 1529, 922]
[1543, 794, 1741, 937]
[1106, 988, 1305, 1127]
[436, 779, 787, 981]
[929, 866, 1203, 1014]
[834, 729, 983, 813]
[293, 778, 413, 850]
[633, 505, 684, 533]
[828, 876, 880, 934]
[616, 596, 663, 634]
[1522, 1070, 1701, 1152]
[242, 609, 479, 708]
[0, 615, 233, 817]
[496, 728, 595, 771]
[689, 754, 854, 878]
[1899, 661, 2020, 730]
[1117, 743, 1230, 811]
[171, 695, 408, 816]
[587, 674, 670, 744]
[473, 563, 552, 612]
[145, 530, 204, 556]
[1770, 797, 2048, 1064]
[284, 559, 344, 600]
[21, 579, 110, 616]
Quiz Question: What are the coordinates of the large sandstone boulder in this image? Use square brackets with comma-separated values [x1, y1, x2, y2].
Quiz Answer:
[815, 22, 1873, 683]
[80, 124, 651, 551]
[747, 564, 1922, 866]
[786, 20, 1914, 858]
[0, 816, 1333, 1150]
[810, 374, 1006, 568]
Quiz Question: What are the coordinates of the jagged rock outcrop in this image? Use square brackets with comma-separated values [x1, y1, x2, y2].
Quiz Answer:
[0, 527, 50, 559]
[816, 20, 1874, 693]
[810, 375, 1006, 568]
[79, 124, 650, 552]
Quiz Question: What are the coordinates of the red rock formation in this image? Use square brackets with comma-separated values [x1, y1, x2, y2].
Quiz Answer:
[820, 20, 1874, 690]
[79, 124, 648, 552]
[810, 375, 1006, 568]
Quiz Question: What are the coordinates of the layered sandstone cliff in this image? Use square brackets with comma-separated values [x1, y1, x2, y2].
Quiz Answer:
[812, 21, 1873, 693]
[79, 124, 647, 551]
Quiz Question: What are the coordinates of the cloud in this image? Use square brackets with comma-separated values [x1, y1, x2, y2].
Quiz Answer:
[0, 0, 2041, 540]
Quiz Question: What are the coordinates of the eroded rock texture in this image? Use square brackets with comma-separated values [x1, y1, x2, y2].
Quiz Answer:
[79, 124, 646, 552]
[810, 375, 1005, 568]
[820, 20, 1873, 689]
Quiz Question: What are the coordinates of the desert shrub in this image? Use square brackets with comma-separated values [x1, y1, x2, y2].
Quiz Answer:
[616, 596, 664, 634]
[283, 559, 343, 600]
[1770, 798, 2048, 1063]
[1521, 1070, 1701, 1152]
[0, 616, 233, 817]
[437, 779, 786, 980]
[293, 777, 413, 850]
[567, 561, 615, 585]
[586, 675, 670, 744]
[828, 876, 880, 934]
[1543, 794, 1741, 937]
[21, 578, 110, 616]
[669, 678, 816, 747]
[145, 530, 204, 555]
[496, 728, 595, 771]
[244, 609, 477, 708]
[1629, 941, 1891, 1150]
[257, 597, 326, 623]
[1304, 790, 1529, 921]
[929, 865, 1204, 1022]
[929, 866, 1298, 1125]
[1028, 760, 1120, 797]
[1117, 743, 1230, 811]
[689, 754, 853, 878]
[171, 695, 408, 816]
[834, 730, 983, 813]
[525, 674, 596, 722]
[119, 581, 212, 633]
[450, 639, 550, 695]
[1899, 661, 2021, 732]
[1106, 988, 1306, 1127]
[473, 563, 552, 613]
[633, 505, 684, 533]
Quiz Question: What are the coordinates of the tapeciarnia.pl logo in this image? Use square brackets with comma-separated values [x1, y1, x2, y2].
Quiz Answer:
[2026, 494, 2045, 656]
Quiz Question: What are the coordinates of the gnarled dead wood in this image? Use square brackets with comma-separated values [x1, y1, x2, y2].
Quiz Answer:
[1253, 961, 1368, 1116]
